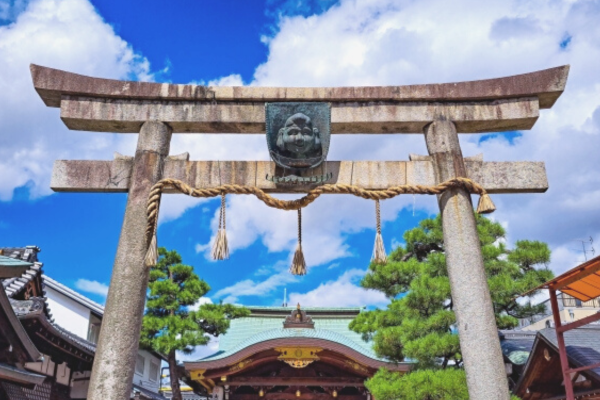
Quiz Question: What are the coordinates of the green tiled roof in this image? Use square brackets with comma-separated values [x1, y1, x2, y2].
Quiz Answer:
[0, 255, 33, 278]
[199, 306, 383, 362]
[0, 255, 32, 267]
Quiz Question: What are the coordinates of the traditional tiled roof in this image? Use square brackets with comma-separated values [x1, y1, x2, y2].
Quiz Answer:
[500, 330, 537, 366]
[0, 362, 46, 386]
[195, 306, 386, 365]
[201, 327, 383, 363]
[12, 297, 97, 355]
[539, 326, 600, 378]
[218, 306, 368, 352]
[1, 246, 45, 300]
[132, 383, 168, 400]
[0, 288, 41, 363]
[0, 255, 33, 279]
[0, 255, 32, 267]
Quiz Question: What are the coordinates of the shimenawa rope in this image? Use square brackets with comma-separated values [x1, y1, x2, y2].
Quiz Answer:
[211, 193, 230, 260]
[372, 199, 387, 264]
[144, 177, 496, 271]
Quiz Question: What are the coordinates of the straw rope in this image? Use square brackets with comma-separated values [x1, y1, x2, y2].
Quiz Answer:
[144, 177, 494, 248]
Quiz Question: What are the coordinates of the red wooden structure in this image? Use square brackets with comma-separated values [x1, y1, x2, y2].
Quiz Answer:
[526, 255, 600, 400]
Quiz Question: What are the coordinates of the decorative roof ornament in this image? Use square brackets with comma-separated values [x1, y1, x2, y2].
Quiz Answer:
[283, 304, 314, 329]
[275, 347, 321, 369]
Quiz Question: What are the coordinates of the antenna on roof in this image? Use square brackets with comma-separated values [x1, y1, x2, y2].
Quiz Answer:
[573, 237, 595, 261]
[282, 288, 288, 307]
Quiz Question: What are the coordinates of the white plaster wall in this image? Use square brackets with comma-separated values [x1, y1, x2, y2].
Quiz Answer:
[25, 356, 70, 385]
[70, 371, 91, 399]
[132, 349, 162, 392]
[520, 309, 600, 331]
[45, 286, 91, 339]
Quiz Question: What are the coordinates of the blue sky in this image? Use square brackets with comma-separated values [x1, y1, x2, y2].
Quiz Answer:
[1, 0, 600, 313]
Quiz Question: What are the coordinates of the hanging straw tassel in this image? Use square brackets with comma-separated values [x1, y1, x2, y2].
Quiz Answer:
[371, 200, 387, 264]
[212, 193, 230, 260]
[290, 209, 307, 276]
[144, 230, 158, 267]
[476, 192, 496, 214]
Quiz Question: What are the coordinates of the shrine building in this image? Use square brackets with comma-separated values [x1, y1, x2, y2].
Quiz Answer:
[183, 305, 409, 400]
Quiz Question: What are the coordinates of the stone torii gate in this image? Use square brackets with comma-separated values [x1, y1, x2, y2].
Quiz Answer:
[31, 64, 568, 400]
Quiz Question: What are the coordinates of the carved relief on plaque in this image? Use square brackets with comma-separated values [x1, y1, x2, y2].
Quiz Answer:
[265, 102, 332, 184]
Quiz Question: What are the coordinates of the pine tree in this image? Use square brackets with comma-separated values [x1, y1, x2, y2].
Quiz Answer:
[349, 214, 552, 400]
[140, 248, 249, 400]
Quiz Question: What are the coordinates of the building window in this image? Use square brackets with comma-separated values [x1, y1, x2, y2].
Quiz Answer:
[149, 361, 159, 382]
[135, 355, 145, 375]
[569, 310, 575, 321]
[87, 313, 102, 344]
[546, 320, 551, 328]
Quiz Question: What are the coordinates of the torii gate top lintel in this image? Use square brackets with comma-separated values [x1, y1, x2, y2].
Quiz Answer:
[31, 64, 568, 108]
[30, 64, 569, 135]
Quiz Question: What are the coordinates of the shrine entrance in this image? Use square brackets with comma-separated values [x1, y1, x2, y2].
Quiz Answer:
[184, 306, 408, 400]
[31, 63, 569, 400]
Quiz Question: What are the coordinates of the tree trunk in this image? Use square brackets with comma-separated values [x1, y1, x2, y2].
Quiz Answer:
[168, 350, 182, 400]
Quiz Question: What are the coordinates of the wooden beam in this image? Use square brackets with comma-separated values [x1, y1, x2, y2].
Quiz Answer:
[557, 311, 600, 333]
[31, 64, 568, 109]
[550, 289, 575, 400]
[58, 97, 539, 134]
[228, 377, 364, 386]
[51, 160, 548, 194]
[567, 361, 600, 375]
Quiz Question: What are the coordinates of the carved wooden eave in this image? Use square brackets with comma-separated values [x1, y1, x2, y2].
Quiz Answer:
[184, 337, 408, 375]
[13, 298, 95, 371]
[30, 64, 568, 134]
[0, 289, 41, 364]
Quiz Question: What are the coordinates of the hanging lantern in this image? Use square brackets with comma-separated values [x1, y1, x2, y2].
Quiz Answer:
[221, 376, 227, 382]
[332, 390, 338, 398]
[259, 389, 264, 397]
[296, 389, 301, 397]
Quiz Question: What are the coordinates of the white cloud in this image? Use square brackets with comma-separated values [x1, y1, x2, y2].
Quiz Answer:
[288, 269, 387, 307]
[0, 0, 154, 200]
[198, 191, 414, 268]
[210, 0, 600, 276]
[74, 278, 109, 297]
[189, 296, 213, 312]
[4, 0, 600, 280]
[208, 74, 244, 86]
[177, 335, 220, 362]
[195, 242, 211, 254]
[213, 265, 297, 304]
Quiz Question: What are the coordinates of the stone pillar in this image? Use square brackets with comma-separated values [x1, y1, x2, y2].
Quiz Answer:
[88, 121, 172, 400]
[424, 118, 510, 400]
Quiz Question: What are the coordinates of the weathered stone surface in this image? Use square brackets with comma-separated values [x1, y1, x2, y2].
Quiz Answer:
[32, 64, 568, 109]
[425, 119, 510, 400]
[86, 121, 172, 400]
[51, 159, 548, 194]
[351, 161, 406, 189]
[58, 97, 539, 134]
[51, 160, 133, 192]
